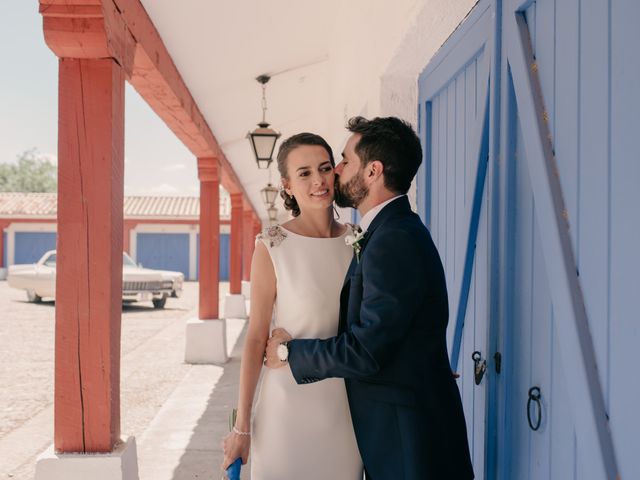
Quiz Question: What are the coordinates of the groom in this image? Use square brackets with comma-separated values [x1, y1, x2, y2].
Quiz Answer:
[265, 116, 474, 479]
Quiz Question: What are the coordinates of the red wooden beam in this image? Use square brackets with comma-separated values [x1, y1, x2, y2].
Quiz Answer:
[41, 0, 259, 218]
[105, 0, 257, 212]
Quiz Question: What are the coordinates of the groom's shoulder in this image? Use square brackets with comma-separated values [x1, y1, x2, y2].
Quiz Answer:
[373, 212, 435, 252]
[381, 209, 428, 234]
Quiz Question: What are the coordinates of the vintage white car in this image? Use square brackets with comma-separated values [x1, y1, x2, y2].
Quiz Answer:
[8, 250, 183, 309]
[123, 252, 184, 299]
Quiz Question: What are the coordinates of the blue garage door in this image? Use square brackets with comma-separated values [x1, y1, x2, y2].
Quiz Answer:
[14, 232, 57, 264]
[196, 233, 230, 281]
[137, 233, 190, 277]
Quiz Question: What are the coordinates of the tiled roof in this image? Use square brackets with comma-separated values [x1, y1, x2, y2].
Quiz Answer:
[0, 192, 231, 219]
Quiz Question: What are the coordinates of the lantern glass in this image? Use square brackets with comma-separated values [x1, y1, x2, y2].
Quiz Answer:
[248, 125, 280, 168]
[261, 183, 279, 207]
[267, 205, 278, 222]
[256, 158, 272, 169]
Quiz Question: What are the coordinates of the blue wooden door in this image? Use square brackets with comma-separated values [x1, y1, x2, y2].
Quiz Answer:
[137, 233, 190, 277]
[417, 1, 494, 475]
[418, 0, 637, 478]
[496, 0, 633, 478]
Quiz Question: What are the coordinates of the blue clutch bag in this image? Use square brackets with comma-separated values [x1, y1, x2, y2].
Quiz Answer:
[226, 457, 242, 480]
[226, 409, 242, 480]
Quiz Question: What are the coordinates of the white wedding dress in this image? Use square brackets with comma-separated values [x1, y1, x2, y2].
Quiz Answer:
[251, 224, 363, 480]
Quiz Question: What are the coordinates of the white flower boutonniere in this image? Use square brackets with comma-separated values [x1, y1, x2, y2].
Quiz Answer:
[345, 224, 366, 262]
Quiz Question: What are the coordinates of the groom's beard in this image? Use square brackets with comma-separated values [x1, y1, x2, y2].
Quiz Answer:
[335, 171, 369, 209]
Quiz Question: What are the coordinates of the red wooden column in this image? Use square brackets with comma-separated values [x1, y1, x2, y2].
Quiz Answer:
[253, 216, 263, 239]
[198, 158, 220, 319]
[229, 193, 243, 294]
[39, 0, 135, 456]
[55, 58, 125, 453]
[242, 208, 254, 281]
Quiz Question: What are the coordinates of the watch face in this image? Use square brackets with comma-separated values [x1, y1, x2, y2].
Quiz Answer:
[277, 343, 288, 361]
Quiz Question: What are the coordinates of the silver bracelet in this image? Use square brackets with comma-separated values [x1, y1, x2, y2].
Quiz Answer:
[232, 425, 251, 436]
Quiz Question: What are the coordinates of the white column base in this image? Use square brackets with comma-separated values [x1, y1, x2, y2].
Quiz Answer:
[224, 293, 247, 319]
[241, 281, 251, 316]
[35, 436, 139, 480]
[184, 317, 228, 364]
[241, 280, 251, 298]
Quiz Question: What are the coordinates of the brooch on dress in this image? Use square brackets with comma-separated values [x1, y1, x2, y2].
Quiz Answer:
[257, 225, 287, 247]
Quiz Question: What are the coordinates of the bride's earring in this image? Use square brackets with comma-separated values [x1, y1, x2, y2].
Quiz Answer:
[333, 203, 341, 219]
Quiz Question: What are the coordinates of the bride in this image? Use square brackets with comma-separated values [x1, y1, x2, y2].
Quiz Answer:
[221, 133, 363, 479]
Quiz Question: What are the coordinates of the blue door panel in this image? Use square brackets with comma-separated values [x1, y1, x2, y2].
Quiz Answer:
[137, 233, 189, 277]
[14, 232, 57, 264]
[504, 118, 574, 478]
[417, 3, 492, 476]
[609, 0, 640, 477]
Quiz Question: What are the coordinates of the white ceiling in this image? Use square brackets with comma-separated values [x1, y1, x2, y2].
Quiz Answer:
[139, 0, 340, 220]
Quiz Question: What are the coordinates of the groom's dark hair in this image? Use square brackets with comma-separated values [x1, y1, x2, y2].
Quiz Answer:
[347, 116, 422, 194]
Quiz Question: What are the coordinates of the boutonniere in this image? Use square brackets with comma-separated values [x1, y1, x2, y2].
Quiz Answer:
[345, 224, 366, 262]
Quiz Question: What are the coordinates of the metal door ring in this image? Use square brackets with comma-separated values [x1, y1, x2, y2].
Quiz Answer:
[527, 386, 542, 431]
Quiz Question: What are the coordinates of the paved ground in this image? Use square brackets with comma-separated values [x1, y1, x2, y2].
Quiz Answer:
[0, 280, 242, 480]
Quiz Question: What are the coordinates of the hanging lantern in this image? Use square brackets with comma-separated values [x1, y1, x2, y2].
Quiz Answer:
[247, 75, 281, 169]
[260, 183, 279, 207]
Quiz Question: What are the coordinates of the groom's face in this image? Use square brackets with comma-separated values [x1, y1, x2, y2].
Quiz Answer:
[334, 134, 369, 209]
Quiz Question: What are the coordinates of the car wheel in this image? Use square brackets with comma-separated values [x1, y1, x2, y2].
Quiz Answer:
[152, 295, 167, 309]
[26, 290, 42, 303]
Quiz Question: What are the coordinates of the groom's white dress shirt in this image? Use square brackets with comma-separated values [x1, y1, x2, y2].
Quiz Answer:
[358, 194, 406, 233]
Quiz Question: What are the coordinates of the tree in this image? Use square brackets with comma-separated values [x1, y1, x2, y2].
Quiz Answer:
[0, 149, 57, 192]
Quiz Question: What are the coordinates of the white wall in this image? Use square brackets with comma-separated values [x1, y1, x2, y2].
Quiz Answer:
[324, 0, 477, 211]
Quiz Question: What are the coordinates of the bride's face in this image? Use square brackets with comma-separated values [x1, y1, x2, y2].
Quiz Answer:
[283, 145, 335, 214]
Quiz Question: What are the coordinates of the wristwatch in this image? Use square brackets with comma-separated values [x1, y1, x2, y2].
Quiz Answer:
[276, 341, 290, 362]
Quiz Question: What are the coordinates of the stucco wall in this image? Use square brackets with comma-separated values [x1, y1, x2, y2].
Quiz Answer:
[324, 0, 477, 211]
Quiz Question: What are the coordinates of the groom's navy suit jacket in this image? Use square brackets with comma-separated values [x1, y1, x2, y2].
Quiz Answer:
[288, 196, 474, 480]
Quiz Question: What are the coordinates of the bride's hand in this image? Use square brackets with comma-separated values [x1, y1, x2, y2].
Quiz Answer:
[221, 430, 250, 471]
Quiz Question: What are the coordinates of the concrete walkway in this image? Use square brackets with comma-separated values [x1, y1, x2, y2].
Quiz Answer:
[136, 316, 250, 480]
[0, 281, 250, 479]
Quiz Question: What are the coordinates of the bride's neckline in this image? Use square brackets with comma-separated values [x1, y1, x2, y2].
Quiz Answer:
[278, 223, 349, 240]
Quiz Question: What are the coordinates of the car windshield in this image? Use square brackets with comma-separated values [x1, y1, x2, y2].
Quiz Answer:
[43, 254, 56, 267]
[122, 253, 137, 267]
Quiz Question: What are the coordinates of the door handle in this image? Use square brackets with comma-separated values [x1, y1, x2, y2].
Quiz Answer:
[472, 351, 487, 385]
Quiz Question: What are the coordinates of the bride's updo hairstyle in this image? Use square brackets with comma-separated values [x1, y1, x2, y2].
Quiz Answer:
[276, 133, 335, 217]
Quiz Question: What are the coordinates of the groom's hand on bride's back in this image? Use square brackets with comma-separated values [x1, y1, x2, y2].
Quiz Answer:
[264, 328, 292, 369]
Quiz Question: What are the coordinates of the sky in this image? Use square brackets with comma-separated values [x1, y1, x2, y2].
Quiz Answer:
[0, 2, 201, 197]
